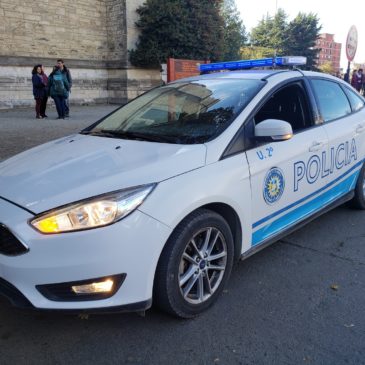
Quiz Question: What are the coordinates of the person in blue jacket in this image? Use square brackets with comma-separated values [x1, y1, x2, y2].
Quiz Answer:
[56, 59, 72, 118]
[48, 65, 70, 119]
[31, 64, 47, 119]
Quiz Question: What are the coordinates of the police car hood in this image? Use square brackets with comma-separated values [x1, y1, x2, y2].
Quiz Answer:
[0, 134, 207, 214]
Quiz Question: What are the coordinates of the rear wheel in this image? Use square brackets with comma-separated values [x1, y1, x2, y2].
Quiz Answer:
[350, 163, 365, 209]
[154, 209, 234, 318]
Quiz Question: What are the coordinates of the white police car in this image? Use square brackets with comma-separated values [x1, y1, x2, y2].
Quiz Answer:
[1, 57, 365, 318]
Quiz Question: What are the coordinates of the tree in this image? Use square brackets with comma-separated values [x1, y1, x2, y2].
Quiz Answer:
[284, 13, 322, 70]
[250, 9, 288, 56]
[129, 0, 225, 67]
[318, 61, 334, 74]
[221, 0, 247, 60]
[250, 15, 274, 51]
[249, 9, 321, 70]
[240, 46, 276, 60]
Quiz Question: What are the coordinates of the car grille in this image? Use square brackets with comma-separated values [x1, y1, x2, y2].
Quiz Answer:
[0, 224, 28, 256]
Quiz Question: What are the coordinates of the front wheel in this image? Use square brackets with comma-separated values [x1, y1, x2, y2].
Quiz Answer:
[350, 163, 365, 209]
[154, 209, 234, 318]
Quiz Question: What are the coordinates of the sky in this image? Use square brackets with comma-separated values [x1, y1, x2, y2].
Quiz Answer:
[236, 0, 365, 70]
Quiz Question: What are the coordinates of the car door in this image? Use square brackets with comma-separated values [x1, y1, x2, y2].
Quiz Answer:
[245, 79, 329, 247]
[310, 78, 365, 202]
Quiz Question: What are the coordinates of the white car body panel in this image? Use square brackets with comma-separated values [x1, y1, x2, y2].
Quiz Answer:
[246, 126, 329, 246]
[139, 152, 252, 252]
[0, 134, 206, 213]
[0, 197, 172, 309]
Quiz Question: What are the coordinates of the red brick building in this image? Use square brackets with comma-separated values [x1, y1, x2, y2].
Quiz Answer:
[315, 33, 342, 73]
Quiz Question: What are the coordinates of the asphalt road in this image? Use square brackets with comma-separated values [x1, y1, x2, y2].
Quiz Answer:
[0, 106, 364, 365]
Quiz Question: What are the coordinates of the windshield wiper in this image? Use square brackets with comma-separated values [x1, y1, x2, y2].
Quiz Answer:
[81, 129, 175, 143]
[117, 131, 178, 143]
[80, 130, 122, 138]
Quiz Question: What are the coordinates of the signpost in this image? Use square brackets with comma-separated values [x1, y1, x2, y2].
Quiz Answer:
[344, 25, 358, 82]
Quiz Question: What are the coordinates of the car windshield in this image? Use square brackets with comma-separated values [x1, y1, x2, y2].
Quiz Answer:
[83, 78, 265, 144]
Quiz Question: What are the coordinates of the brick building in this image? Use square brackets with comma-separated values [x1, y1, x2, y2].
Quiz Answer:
[315, 33, 342, 73]
[0, 0, 161, 109]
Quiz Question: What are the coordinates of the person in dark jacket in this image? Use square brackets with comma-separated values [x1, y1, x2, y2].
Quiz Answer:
[48, 65, 70, 119]
[56, 59, 72, 117]
[351, 69, 364, 92]
[31, 64, 47, 119]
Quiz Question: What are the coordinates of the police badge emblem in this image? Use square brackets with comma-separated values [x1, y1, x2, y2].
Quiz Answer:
[263, 167, 285, 205]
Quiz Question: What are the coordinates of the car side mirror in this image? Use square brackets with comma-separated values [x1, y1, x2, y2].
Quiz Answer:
[255, 119, 293, 142]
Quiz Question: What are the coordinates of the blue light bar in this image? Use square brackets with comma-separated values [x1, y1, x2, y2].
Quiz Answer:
[199, 56, 307, 73]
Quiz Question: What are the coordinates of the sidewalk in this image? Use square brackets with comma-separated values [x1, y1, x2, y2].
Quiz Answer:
[0, 104, 118, 161]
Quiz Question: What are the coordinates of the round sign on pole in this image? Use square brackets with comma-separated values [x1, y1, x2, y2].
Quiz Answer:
[346, 25, 358, 62]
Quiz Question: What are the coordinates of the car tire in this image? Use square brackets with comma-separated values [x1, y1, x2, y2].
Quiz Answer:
[350, 163, 365, 209]
[154, 208, 234, 318]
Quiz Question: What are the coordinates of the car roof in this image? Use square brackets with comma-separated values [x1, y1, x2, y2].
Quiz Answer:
[170, 69, 349, 85]
[170, 69, 299, 83]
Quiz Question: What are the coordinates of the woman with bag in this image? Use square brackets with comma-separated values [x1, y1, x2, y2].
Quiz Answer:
[48, 65, 70, 119]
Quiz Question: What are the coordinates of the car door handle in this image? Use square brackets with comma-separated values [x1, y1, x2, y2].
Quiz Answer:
[309, 141, 326, 152]
[355, 124, 365, 134]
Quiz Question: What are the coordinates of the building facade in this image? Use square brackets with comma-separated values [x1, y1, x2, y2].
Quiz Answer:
[315, 33, 342, 73]
[0, 0, 161, 109]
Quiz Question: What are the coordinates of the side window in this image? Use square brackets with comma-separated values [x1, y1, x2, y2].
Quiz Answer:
[311, 79, 351, 122]
[343, 87, 365, 112]
[254, 82, 312, 132]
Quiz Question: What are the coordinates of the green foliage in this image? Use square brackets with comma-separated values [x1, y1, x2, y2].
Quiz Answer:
[250, 9, 288, 55]
[129, 0, 225, 67]
[285, 13, 322, 70]
[318, 61, 334, 74]
[240, 46, 276, 59]
[130, 2, 322, 69]
[221, 0, 247, 60]
[250, 9, 322, 69]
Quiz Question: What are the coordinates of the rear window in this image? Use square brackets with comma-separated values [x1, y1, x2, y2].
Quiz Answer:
[343, 87, 365, 112]
[311, 79, 351, 122]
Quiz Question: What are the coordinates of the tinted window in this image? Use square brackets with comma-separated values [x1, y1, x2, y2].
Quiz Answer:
[255, 82, 312, 131]
[85, 79, 264, 144]
[311, 79, 351, 122]
[343, 87, 365, 112]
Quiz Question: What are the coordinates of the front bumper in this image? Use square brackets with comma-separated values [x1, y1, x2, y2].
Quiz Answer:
[0, 197, 172, 311]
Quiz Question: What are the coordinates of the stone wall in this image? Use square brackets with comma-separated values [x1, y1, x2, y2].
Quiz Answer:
[0, 0, 161, 109]
[0, 0, 109, 60]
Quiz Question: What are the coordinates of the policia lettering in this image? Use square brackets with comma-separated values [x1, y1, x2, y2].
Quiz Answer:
[294, 139, 357, 191]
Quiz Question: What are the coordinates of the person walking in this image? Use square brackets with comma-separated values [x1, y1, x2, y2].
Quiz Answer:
[48, 65, 70, 119]
[351, 69, 364, 92]
[31, 64, 47, 119]
[56, 59, 72, 118]
[40, 65, 49, 118]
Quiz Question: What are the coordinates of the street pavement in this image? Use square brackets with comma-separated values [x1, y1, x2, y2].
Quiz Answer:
[0, 105, 364, 365]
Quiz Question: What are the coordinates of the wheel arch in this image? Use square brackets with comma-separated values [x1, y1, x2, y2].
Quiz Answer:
[157, 202, 243, 264]
[200, 202, 242, 262]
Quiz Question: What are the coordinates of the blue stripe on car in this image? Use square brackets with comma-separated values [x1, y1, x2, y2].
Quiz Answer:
[252, 169, 360, 246]
[252, 159, 364, 229]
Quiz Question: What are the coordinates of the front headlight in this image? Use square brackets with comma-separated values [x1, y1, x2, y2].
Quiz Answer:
[30, 184, 156, 234]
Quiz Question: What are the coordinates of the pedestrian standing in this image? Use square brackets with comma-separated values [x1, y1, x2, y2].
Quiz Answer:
[351, 69, 364, 92]
[48, 65, 70, 119]
[31, 64, 47, 119]
[56, 59, 72, 118]
[40, 65, 49, 118]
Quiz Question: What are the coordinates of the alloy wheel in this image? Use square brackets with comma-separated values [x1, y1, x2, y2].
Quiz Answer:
[178, 227, 227, 305]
